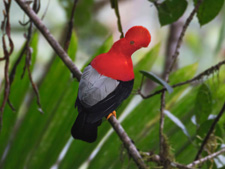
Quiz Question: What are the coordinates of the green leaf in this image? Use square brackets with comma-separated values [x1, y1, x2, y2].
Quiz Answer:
[156, 0, 188, 26]
[140, 70, 173, 93]
[59, 0, 94, 27]
[68, 30, 78, 61]
[194, 0, 224, 26]
[195, 84, 213, 126]
[214, 11, 225, 54]
[164, 110, 191, 138]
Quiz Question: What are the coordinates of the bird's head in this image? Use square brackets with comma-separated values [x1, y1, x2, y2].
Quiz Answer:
[125, 26, 151, 49]
[109, 26, 151, 56]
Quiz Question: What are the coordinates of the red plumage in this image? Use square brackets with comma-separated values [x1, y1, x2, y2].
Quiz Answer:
[91, 26, 151, 81]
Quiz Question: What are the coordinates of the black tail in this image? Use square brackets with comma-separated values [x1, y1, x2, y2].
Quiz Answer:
[71, 112, 102, 143]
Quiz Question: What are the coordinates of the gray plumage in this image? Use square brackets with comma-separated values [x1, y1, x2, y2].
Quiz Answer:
[78, 65, 119, 107]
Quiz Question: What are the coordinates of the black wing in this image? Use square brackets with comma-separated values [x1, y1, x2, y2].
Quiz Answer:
[76, 79, 134, 123]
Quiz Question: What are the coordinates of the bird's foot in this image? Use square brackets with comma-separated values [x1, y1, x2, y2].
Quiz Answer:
[106, 111, 117, 120]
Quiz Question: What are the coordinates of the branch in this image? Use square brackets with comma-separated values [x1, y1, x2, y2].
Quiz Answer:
[194, 102, 225, 160]
[110, 0, 124, 38]
[0, 0, 14, 129]
[162, 18, 184, 77]
[15, 0, 82, 80]
[159, 0, 203, 160]
[188, 148, 225, 168]
[139, 59, 225, 99]
[167, 0, 203, 74]
[63, 0, 79, 52]
[109, 116, 147, 169]
[141, 148, 225, 169]
[15, 1, 147, 168]
[140, 152, 196, 169]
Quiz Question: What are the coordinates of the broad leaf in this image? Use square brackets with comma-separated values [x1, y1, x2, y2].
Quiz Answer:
[140, 70, 173, 93]
[195, 84, 213, 126]
[164, 110, 191, 138]
[155, 0, 188, 26]
[68, 31, 78, 60]
[194, 0, 224, 26]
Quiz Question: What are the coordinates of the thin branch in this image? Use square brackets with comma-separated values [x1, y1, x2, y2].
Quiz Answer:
[162, 18, 184, 77]
[140, 152, 196, 169]
[0, 0, 14, 129]
[159, 0, 203, 160]
[167, 0, 203, 74]
[63, 0, 79, 52]
[40, 0, 50, 20]
[15, 1, 147, 168]
[110, 0, 124, 38]
[141, 149, 225, 169]
[138, 59, 225, 99]
[188, 148, 225, 168]
[194, 102, 225, 160]
[15, 0, 82, 80]
[159, 92, 166, 156]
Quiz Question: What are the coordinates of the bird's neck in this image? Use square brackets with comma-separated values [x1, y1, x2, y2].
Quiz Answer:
[108, 38, 137, 56]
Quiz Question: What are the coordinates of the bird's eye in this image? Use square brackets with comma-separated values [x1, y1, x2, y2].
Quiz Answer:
[130, 41, 135, 45]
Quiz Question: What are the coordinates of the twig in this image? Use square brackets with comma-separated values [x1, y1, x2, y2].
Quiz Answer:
[159, 92, 166, 156]
[159, 0, 203, 160]
[167, 0, 203, 74]
[110, 0, 124, 38]
[141, 149, 225, 169]
[194, 102, 225, 160]
[162, 18, 184, 77]
[188, 148, 225, 168]
[15, 1, 147, 168]
[0, 0, 14, 129]
[63, 0, 79, 52]
[138, 59, 225, 99]
[15, 0, 82, 80]
[41, 0, 50, 20]
[8, 0, 51, 109]
[140, 152, 196, 169]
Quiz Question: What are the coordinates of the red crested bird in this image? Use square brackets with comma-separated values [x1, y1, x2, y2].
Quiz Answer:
[71, 26, 151, 143]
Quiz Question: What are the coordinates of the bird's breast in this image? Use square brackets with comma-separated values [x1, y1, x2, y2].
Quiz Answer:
[91, 53, 134, 81]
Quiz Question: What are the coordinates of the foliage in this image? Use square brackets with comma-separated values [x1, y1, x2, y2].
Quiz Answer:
[0, 0, 225, 169]
[151, 0, 225, 26]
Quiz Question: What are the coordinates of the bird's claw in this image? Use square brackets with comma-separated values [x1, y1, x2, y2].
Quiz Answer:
[106, 111, 117, 120]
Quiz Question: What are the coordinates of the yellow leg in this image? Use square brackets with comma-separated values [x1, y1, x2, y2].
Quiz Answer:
[106, 111, 117, 120]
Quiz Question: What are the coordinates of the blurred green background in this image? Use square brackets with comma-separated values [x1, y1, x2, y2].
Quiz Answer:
[0, 0, 225, 169]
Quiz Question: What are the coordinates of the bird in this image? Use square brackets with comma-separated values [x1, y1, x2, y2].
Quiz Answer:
[71, 26, 151, 143]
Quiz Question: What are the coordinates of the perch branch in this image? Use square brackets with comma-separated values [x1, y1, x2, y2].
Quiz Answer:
[194, 102, 225, 160]
[109, 116, 147, 169]
[15, 0, 147, 168]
